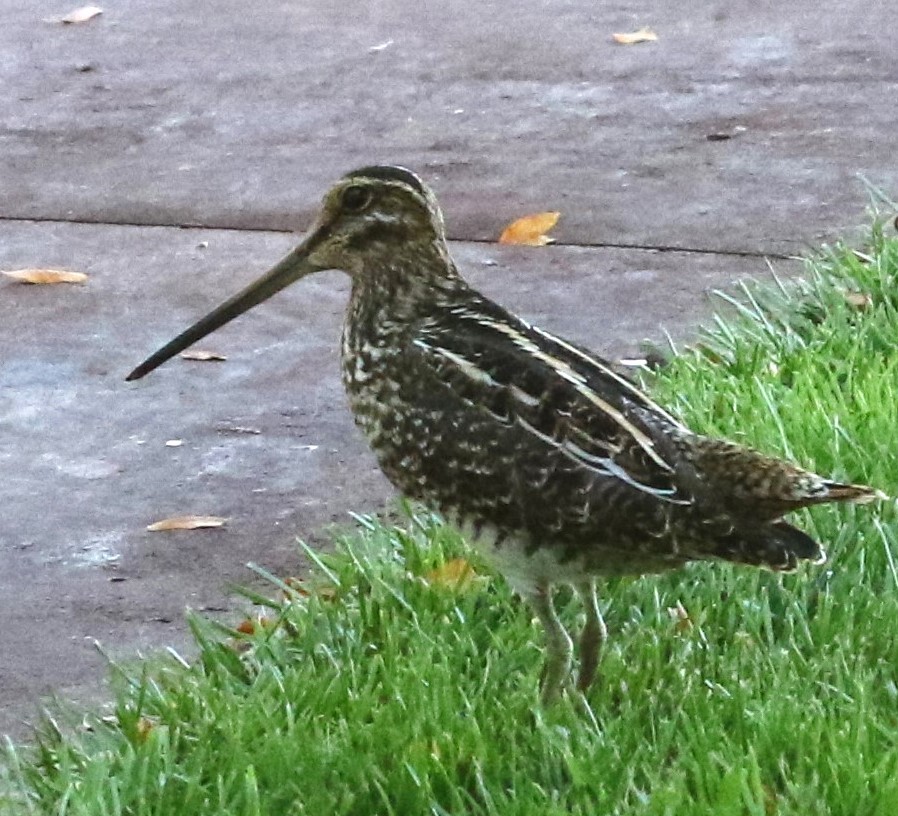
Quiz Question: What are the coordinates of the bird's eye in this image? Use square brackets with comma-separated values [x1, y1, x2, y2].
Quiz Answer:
[341, 185, 373, 213]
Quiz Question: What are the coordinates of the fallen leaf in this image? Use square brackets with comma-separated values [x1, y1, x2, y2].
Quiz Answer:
[180, 350, 227, 362]
[612, 27, 658, 45]
[147, 515, 226, 532]
[666, 600, 693, 633]
[498, 212, 560, 246]
[60, 5, 103, 23]
[235, 616, 274, 635]
[425, 557, 484, 592]
[844, 291, 873, 310]
[1, 268, 87, 284]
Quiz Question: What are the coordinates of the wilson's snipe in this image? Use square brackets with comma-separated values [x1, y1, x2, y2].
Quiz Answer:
[128, 166, 880, 703]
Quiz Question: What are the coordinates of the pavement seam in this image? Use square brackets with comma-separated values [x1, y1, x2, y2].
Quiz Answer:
[0, 214, 793, 261]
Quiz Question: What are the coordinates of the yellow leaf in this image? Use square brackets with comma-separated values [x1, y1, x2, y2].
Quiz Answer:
[612, 27, 658, 45]
[425, 557, 483, 592]
[498, 212, 560, 246]
[180, 350, 227, 362]
[1, 268, 87, 284]
[146, 515, 226, 531]
[60, 6, 103, 23]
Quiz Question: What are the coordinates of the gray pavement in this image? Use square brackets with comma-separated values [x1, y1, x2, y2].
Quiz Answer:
[1, 0, 895, 738]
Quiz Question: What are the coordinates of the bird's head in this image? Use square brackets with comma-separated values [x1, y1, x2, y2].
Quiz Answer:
[309, 166, 449, 275]
[126, 166, 456, 381]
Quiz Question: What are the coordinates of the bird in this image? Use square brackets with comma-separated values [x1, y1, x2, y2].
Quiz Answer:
[127, 165, 881, 703]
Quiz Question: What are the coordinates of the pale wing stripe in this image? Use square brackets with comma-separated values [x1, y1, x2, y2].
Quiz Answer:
[530, 325, 687, 430]
[518, 418, 688, 504]
[567, 423, 621, 456]
[417, 333, 686, 503]
[415, 337, 546, 416]
[412, 339, 500, 388]
[508, 384, 541, 408]
[515, 417, 611, 479]
[464, 317, 675, 473]
[562, 440, 688, 501]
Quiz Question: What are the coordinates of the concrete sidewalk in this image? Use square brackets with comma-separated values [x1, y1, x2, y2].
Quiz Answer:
[1, 0, 895, 738]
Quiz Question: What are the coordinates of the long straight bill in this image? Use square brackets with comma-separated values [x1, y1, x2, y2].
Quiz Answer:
[126, 236, 324, 381]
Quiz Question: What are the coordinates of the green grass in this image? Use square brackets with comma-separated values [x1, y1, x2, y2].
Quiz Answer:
[4, 226, 898, 815]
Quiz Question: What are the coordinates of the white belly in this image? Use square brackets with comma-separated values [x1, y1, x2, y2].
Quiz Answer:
[447, 515, 588, 597]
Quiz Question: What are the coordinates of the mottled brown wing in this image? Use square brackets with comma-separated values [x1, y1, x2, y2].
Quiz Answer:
[412, 298, 690, 504]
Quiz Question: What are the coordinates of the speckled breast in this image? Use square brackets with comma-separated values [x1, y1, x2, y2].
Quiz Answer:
[341, 328, 514, 525]
[339, 321, 687, 576]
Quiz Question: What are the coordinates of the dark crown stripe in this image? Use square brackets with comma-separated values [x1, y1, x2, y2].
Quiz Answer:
[344, 165, 428, 196]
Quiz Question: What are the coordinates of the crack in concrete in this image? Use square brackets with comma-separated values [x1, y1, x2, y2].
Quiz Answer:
[0, 214, 792, 260]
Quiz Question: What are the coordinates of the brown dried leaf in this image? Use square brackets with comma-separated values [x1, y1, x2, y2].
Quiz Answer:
[666, 600, 693, 633]
[235, 616, 274, 635]
[498, 212, 560, 246]
[612, 27, 658, 45]
[146, 515, 226, 532]
[180, 350, 228, 362]
[60, 5, 103, 23]
[844, 291, 873, 310]
[1, 268, 87, 284]
[425, 557, 483, 592]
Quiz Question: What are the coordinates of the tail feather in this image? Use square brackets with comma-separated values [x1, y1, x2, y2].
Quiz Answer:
[711, 521, 826, 572]
[686, 435, 885, 518]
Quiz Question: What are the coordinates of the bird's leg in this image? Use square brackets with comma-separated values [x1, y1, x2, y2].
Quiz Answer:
[575, 579, 607, 694]
[528, 582, 573, 704]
